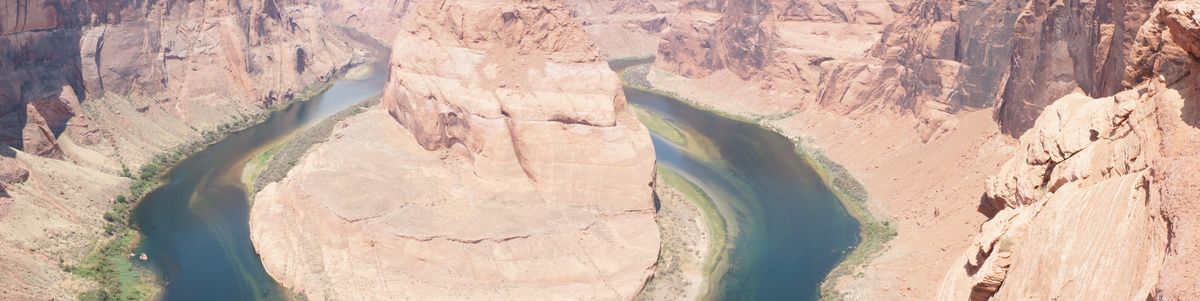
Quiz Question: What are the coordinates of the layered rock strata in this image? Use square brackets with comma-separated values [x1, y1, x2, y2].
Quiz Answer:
[565, 0, 679, 58]
[638, 0, 1199, 299]
[938, 1, 1200, 299]
[0, 0, 372, 298]
[814, 0, 1159, 138]
[651, 0, 908, 118]
[250, 0, 660, 299]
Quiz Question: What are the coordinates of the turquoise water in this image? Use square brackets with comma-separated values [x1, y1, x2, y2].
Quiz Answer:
[625, 86, 860, 300]
[130, 61, 388, 301]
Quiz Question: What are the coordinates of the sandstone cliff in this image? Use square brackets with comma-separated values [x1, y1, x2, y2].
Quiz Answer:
[0, 0, 373, 298]
[635, 0, 1200, 299]
[565, 0, 678, 59]
[249, 0, 660, 299]
[814, 0, 1158, 139]
[649, 0, 907, 118]
[938, 1, 1200, 299]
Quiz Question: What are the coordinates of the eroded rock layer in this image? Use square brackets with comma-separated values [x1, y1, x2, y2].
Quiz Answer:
[814, 0, 1158, 138]
[250, 1, 660, 299]
[938, 1, 1200, 299]
[564, 0, 678, 58]
[657, 0, 905, 81]
[0, 0, 374, 298]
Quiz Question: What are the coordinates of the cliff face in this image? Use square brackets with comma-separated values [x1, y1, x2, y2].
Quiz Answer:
[815, 0, 1158, 138]
[0, 0, 372, 298]
[648, 0, 907, 119]
[249, 0, 660, 299]
[656, 0, 906, 80]
[564, 0, 678, 58]
[937, 1, 1200, 299]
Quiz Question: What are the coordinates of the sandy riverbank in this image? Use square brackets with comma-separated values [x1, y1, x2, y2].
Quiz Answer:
[637, 168, 723, 301]
[631, 64, 1010, 300]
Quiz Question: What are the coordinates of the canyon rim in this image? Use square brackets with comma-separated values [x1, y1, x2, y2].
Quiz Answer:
[0, 0, 1197, 300]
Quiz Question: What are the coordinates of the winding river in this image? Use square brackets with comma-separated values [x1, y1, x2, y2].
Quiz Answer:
[128, 56, 857, 301]
[130, 61, 388, 300]
[622, 68, 860, 299]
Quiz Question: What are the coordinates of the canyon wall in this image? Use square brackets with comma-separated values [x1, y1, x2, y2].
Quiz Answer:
[638, 0, 1199, 299]
[815, 0, 1158, 138]
[938, 1, 1200, 299]
[249, 0, 660, 299]
[565, 0, 678, 58]
[0, 0, 373, 298]
[649, 0, 907, 117]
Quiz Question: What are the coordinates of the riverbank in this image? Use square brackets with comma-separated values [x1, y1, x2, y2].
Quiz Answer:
[637, 168, 724, 301]
[619, 63, 896, 300]
[245, 95, 381, 193]
[75, 60, 375, 300]
[630, 63, 1007, 299]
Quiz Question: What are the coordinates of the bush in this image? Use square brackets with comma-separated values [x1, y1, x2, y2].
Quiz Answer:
[137, 163, 159, 181]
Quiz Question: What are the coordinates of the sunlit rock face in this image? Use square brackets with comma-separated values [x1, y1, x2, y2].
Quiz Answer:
[813, 0, 1158, 139]
[0, 0, 372, 298]
[937, 1, 1200, 300]
[250, 0, 660, 299]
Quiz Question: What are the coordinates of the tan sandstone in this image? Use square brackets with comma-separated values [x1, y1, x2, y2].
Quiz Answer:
[0, 0, 376, 297]
[250, 1, 660, 299]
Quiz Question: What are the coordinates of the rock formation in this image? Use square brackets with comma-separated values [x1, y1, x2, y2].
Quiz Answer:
[634, 0, 1200, 299]
[938, 1, 1200, 299]
[249, 0, 660, 299]
[813, 0, 1159, 138]
[647, 0, 908, 118]
[655, 0, 906, 79]
[565, 0, 679, 58]
[0, 0, 374, 298]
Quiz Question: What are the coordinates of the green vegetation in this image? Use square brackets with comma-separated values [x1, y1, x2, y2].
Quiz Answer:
[799, 139, 896, 301]
[72, 231, 155, 301]
[252, 96, 381, 193]
[617, 61, 895, 301]
[658, 168, 728, 278]
[242, 143, 281, 192]
[632, 106, 688, 147]
[71, 65, 357, 300]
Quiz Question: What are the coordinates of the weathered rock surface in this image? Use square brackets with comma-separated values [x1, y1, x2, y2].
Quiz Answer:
[814, 0, 1159, 138]
[649, 0, 907, 122]
[637, 0, 1200, 299]
[565, 0, 678, 58]
[250, 1, 659, 299]
[655, 0, 905, 80]
[938, 1, 1200, 299]
[0, 0, 375, 298]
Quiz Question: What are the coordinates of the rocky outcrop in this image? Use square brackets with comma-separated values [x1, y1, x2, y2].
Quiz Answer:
[813, 0, 1159, 138]
[649, 0, 907, 120]
[565, 0, 678, 58]
[656, 0, 906, 80]
[0, 0, 375, 298]
[1, 0, 371, 162]
[250, 0, 659, 299]
[937, 1, 1200, 299]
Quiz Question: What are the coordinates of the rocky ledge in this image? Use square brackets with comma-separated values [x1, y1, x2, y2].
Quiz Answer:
[938, 1, 1200, 299]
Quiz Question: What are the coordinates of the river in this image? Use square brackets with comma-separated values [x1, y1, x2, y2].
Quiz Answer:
[130, 61, 388, 301]
[623, 74, 860, 299]
[128, 56, 858, 301]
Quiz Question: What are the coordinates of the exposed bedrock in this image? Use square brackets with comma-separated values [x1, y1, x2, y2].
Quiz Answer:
[656, 0, 906, 80]
[938, 1, 1200, 299]
[0, 0, 374, 298]
[815, 0, 1159, 138]
[250, 0, 660, 299]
